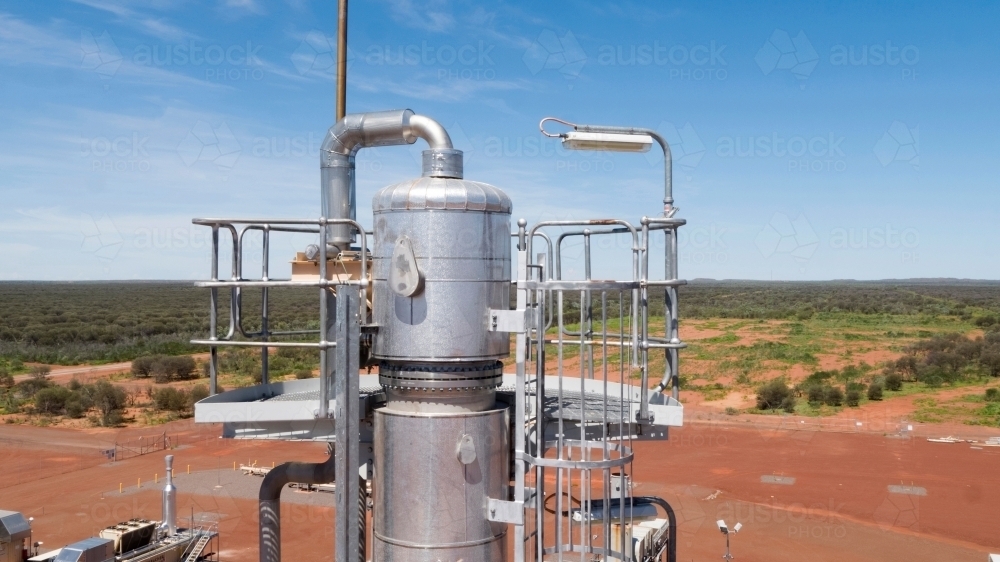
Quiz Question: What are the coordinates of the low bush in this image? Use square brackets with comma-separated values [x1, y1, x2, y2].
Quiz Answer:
[190, 384, 209, 406]
[845, 389, 861, 407]
[151, 387, 190, 412]
[867, 383, 884, 401]
[133, 355, 198, 383]
[35, 387, 72, 415]
[824, 386, 844, 407]
[985, 388, 1000, 402]
[806, 385, 825, 405]
[885, 373, 903, 391]
[780, 395, 796, 413]
[756, 379, 792, 411]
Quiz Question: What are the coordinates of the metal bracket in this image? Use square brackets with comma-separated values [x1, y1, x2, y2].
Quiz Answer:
[489, 309, 529, 333]
[487, 498, 524, 525]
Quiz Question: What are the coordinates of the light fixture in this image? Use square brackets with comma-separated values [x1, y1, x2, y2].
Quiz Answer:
[717, 519, 741, 561]
[562, 130, 653, 153]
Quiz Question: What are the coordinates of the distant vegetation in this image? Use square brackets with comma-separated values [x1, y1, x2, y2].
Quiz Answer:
[1, 367, 127, 426]
[0, 282, 318, 365]
[753, 330, 1000, 424]
[0, 364, 211, 426]
[888, 331, 1000, 383]
[679, 280, 1000, 320]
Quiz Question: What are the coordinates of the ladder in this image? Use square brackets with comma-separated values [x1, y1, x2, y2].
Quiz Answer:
[183, 533, 213, 562]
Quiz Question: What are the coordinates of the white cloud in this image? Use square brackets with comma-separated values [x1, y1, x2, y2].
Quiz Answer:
[379, 0, 455, 33]
[351, 72, 531, 102]
[221, 0, 265, 15]
[0, 14, 229, 90]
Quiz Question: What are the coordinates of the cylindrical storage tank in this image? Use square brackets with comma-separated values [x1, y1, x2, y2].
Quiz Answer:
[373, 407, 509, 562]
[371, 177, 512, 364]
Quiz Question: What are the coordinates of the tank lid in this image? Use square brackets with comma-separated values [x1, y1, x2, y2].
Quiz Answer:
[373, 177, 511, 213]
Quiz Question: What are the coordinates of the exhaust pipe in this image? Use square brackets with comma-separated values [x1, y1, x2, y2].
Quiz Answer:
[160, 455, 177, 536]
[259, 448, 336, 562]
[319, 109, 460, 253]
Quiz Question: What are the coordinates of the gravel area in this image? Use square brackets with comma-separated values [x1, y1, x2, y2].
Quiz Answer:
[108, 469, 336, 506]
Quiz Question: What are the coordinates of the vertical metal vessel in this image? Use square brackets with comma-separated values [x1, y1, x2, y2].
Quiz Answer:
[371, 162, 512, 561]
[161, 455, 177, 536]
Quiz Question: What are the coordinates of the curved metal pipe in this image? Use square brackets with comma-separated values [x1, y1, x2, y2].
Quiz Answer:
[406, 114, 453, 149]
[586, 496, 678, 562]
[259, 448, 337, 562]
[320, 110, 457, 251]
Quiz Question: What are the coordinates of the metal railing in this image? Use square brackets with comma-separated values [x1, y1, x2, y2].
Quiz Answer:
[190, 217, 369, 419]
[512, 214, 686, 562]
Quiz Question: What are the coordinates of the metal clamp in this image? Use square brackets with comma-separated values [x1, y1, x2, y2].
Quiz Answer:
[487, 498, 524, 525]
[489, 309, 529, 333]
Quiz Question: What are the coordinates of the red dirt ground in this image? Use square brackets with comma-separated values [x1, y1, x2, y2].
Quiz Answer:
[2, 416, 999, 562]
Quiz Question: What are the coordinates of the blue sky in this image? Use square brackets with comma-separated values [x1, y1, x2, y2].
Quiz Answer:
[1, 0, 997, 281]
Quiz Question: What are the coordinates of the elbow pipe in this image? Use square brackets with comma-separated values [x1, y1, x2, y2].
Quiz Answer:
[586, 496, 678, 562]
[259, 450, 337, 562]
[320, 110, 460, 251]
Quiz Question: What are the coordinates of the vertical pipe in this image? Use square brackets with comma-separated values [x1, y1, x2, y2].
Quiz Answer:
[639, 220, 650, 420]
[336, 0, 348, 121]
[514, 221, 527, 562]
[318, 221, 330, 419]
[669, 229, 680, 400]
[209, 226, 219, 395]
[583, 230, 594, 380]
[261, 226, 270, 385]
[334, 285, 361, 562]
[535, 288, 546, 562]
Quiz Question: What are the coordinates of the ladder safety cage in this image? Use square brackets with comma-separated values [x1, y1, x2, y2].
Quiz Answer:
[510, 213, 686, 562]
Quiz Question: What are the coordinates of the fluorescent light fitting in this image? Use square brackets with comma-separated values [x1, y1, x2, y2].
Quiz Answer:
[562, 131, 653, 153]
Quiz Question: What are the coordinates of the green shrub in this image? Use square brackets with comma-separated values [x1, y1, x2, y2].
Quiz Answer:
[295, 369, 314, 380]
[65, 397, 88, 418]
[190, 384, 209, 406]
[152, 387, 189, 412]
[91, 381, 126, 426]
[845, 389, 861, 407]
[885, 373, 903, 391]
[131, 356, 157, 378]
[824, 386, 844, 407]
[724, 407, 738, 415]
[974, 315, 998, 327]
[846, 381, 866, 393]
[0, 369, 13, 388]
[985, 388, 1000, 402]
[867, 383, 884, 401]
[924, 375, 944, 388]
[807, 385, 825, 406]
[34, 387, 71, 415]
[780, 395, 796, 413]
[134, 355, 198, 383]
[756, 379, 791, 410]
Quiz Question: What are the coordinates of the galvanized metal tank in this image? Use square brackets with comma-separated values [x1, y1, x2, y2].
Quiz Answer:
[373, 407, 509, 562]
[371, 177, 512, 364]
[371, 173, 512, 562]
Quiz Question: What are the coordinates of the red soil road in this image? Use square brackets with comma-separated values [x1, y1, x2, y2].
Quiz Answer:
[2, 419, 999, 561]
[13, 354, 212, 384]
